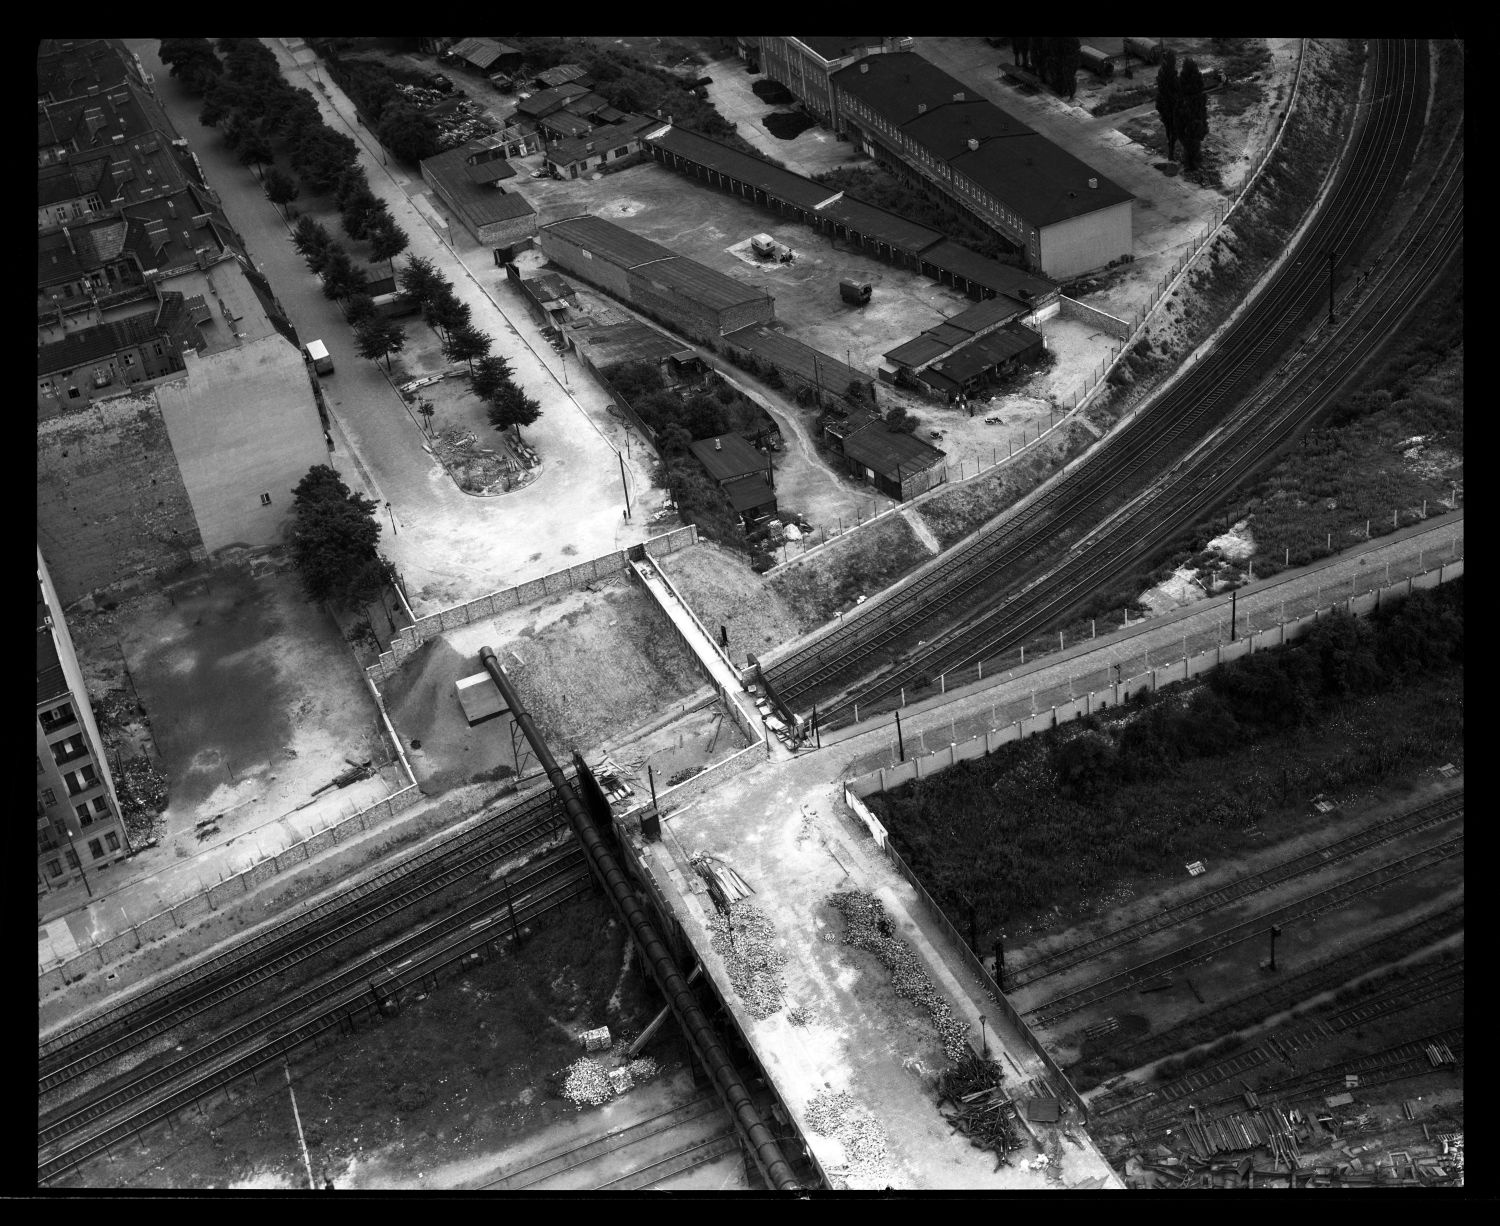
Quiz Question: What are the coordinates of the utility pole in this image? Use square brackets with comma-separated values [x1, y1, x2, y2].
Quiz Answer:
[1268, 923, 1283, 972]
[895, 709, 906, 762]
[619, 452, 630, 519]
[1230, 588, 1237, 641]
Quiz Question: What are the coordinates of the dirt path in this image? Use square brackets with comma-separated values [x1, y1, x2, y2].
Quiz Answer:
[901, 508, 942, 555]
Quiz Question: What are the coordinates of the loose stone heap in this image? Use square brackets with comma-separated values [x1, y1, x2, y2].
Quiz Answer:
[708, 901, 786, 1019]
[828, 891, 972, 1063]
[561, 1057, 615, 1107]
[625, 1056, 661, 1083]
[805, 1088, 890, 1182]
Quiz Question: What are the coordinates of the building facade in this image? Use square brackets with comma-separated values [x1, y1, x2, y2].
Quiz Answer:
[756, 36, 908, 128]
[37, 545, 129, 894]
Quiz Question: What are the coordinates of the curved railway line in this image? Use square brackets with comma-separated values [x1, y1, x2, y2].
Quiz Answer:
[766, 39, 1443, 722]
[40, 784, 568, 1093]
[1023, 832, 1464, 1027]
[38, 843, 594, 1185]
[1009, 791, 1463, 989]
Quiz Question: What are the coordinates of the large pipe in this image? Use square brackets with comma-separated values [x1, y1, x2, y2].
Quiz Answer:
[479, 648, 800, 1191]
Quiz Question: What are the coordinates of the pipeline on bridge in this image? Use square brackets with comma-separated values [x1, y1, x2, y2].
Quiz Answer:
[478, 647, 801, 1191]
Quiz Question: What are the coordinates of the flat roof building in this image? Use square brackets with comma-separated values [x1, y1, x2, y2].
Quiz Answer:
[755, 36, 908, 128]
[421, 141, 538, 249]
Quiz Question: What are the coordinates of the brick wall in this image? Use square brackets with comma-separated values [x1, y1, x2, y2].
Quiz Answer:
[36, 386, 204, 604]
[539, 229, 635, 300]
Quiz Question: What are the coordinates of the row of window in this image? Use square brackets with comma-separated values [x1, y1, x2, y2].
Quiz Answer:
[43, 830, 120, 876]
[37, 788, 109, 822]
[41, 195, 104, 227]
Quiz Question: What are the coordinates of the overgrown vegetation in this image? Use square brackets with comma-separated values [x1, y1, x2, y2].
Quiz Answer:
[869, 581, 1463, 938]
[811, 166, 1013, 262]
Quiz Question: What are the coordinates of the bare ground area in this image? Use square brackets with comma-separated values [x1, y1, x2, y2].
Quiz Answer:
[55, 890, 707, 1190]
[382, 579, 709, 791]
[656, 540, 807, 656]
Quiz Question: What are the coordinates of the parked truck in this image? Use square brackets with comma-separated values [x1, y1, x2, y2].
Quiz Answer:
[371, 291, 421, 319]
[305, 339, 334, 375]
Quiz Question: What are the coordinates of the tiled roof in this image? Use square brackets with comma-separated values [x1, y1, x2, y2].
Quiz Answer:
[515, 83, 590, 119]
[37, 38, 139, 102]
[37, 306, 163, 374]
[546, 117, 652, 166]
[452, 37, 508, 71]
[37, 217, 130, 285]
[841, 423, 946, 477]
[535, 64, 588, 89]
[541, 112, 593, 140]
[38, 83, 176, 156]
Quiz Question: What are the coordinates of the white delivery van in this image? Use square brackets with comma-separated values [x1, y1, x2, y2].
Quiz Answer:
[305, 339, 334, 375]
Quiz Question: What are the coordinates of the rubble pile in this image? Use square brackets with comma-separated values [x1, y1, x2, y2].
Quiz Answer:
[625, 1057, 660, 1083]
[829, 891, 972, 1062]
[708, 901, 786, 1019]
[561, 1058, 615, 1107]
[805, 1088, 890, 1182]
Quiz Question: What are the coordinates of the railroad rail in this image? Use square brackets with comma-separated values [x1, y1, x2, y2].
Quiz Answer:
[38, 847, 593, 1185]
[1024, 833, 1464, 1027]
[766, 40, 1434, 720]
[40, 785, 568, 1091]
[1010, 792, 1463, 988]
[811, 67, 1461, 725]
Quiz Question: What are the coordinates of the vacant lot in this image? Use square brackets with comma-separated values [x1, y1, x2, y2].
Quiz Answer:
[382, 578, 709, 791]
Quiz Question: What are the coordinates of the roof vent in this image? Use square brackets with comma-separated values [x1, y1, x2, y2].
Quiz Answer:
[916, 102, 927, 114]
[953, 91, 965, 102]
[1089, 177, 1098, 189]
[967, 137, 979, 152]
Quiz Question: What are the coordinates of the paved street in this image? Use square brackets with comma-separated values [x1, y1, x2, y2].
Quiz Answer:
[126, 39, 668, 612]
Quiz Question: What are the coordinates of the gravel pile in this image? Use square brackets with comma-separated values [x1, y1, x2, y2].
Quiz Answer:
[805, 1088, 890, 1182]
[561, 1058, 615, 1107]
[829, 891, 972, 1063]
[626, 1057, 660, 1083]
[708, 901, 786, 1019]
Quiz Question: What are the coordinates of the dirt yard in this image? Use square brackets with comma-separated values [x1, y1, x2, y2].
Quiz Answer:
[382, 578, 710, 789]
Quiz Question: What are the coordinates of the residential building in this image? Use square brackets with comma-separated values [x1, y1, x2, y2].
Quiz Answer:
[37, 289, 200, 411]
[37, 544, 129, 894]
[756, 36, 908, 128]
[449, 36, 521, 77]
[540, 215, 775, 342]
[420, 140, 539, 251]
[688, 434, 778, 526]
[831, 52, 1133, 279]
[37, 38, 148, 104]
[543, 115, 656, 180]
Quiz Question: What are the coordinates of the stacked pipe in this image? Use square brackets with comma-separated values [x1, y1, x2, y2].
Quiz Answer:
[479, 648, 800, 1191]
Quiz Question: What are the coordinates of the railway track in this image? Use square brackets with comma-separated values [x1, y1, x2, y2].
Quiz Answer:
[38, 846, 594, 1185]
[1009, 791, 1463, 989]
[766, 40, 1432, 718]
[1024, 832, 1463, 1027]
[40, 784, 568, 1093]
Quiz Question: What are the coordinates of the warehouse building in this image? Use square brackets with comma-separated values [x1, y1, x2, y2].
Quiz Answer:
[823, 412, 946, 501]
[831, 52, 1132, 279]
[540, 214, 774, 342]
[755, 36, 908, 128]
[420, 139, 538, 251]
[643, 124, 1057, 307]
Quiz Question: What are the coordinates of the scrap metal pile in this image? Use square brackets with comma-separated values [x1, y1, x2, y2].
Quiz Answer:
[805, 1088, 890, 1184]
[828, 891, 971, 1061]
[707, 899, 787, 1020]
[937, 1051, 1021, 1169]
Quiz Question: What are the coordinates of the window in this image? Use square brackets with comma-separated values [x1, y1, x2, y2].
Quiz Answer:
[153, 341, 164, 356]
[88, 838, 104, 859]
[260, 492, 272, 506]
[40, 787, 57, 807]
[68, 388, 81, 399]
[40, 380, 54, 395]
[66, 850, 80, 869]
[47, 860, 64, 878]
[92, 795, 110, 816]
[64, 765, 98, 796]
[39, 704, 76, 735]
[122, 352, 136, 368]
[76, 803, 93, 827]
[106, 832, 120, 852]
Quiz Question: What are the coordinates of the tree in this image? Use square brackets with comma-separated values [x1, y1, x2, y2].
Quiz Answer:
[1049, 37, 1081, 99]
[355, 317, 406, 371]
[416, 399, 436, 435]
[398, 255, 444, 307]
[1175, 57, 1210, 172]
[376, 104, 441, 164]
[291, 215, 334, 265]
[291, 127, 360, 193]
[487, 383, 543, 438]
[288, 465, 381, 605]
[425, 289, 471, 340]
[320, 247, 368, 301]
[159, 38, 221, 93]
[1156, 49, 1181, 162]
[368, 218, 410, 277]
[470, 355, 516, 403]
[342, 555, 399, 632]
[443, 322, 493, 372]
[345, 293, 378, 327]
[235, 129, 275, 177]
[263, 166, 300, 214]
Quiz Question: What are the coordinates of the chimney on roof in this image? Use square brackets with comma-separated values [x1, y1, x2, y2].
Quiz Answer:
[714, 437, 721, 451]
[1089, 177, 1098, 189]
[916, 102, 926, 114]
[967, 137, 979, 152]
[860, 61, 869, 73]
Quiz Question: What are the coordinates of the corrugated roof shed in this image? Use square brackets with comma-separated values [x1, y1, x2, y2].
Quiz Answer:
[819, 194, 942, 255]
[925, 324, 1043, 382]
[919, 240, 1054, 300]
[689, 433, 769, 483]
[649, 125, 835, 212]
[543, 214, 673, 270]
[945, 295, 1027, 333]
[452, 37, 508, 71]
[536, 63, 589, 89]
[842, 423, 946, 476]
[464, 157, 517, 184]
[722, 324, 865, 390]
[634, 258, 768, 312]
[883, 333, 951, 367]
[722, 473, 777, 513]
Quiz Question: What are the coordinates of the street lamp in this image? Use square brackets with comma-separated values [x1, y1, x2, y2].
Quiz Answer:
[385, 501, 397, 536]
[64, 820, 93, 898]
[1268, 923, 1283, 972]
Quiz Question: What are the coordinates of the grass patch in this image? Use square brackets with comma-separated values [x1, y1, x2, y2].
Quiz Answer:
[770, 513, 931, 630]
[868, 582, 1463, 941]
[811, 165, 1014, 261]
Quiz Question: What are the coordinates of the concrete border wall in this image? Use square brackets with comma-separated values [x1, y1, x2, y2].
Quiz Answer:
[39, 783, 423, 992]
[363, 527, 700, 683]
[1057, 295, 1131, 339]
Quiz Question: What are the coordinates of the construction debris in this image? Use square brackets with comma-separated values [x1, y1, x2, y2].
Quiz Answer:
[828, 891, 971, 1062]
[936, 1052, 1020, 1168]
[561, 1057, 615, 1107]
[707, 900, 786, 1019]
[805, 1089, 890, 1183]
[625, 1056, 660, 1084]
[691, 853, 755, 910]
